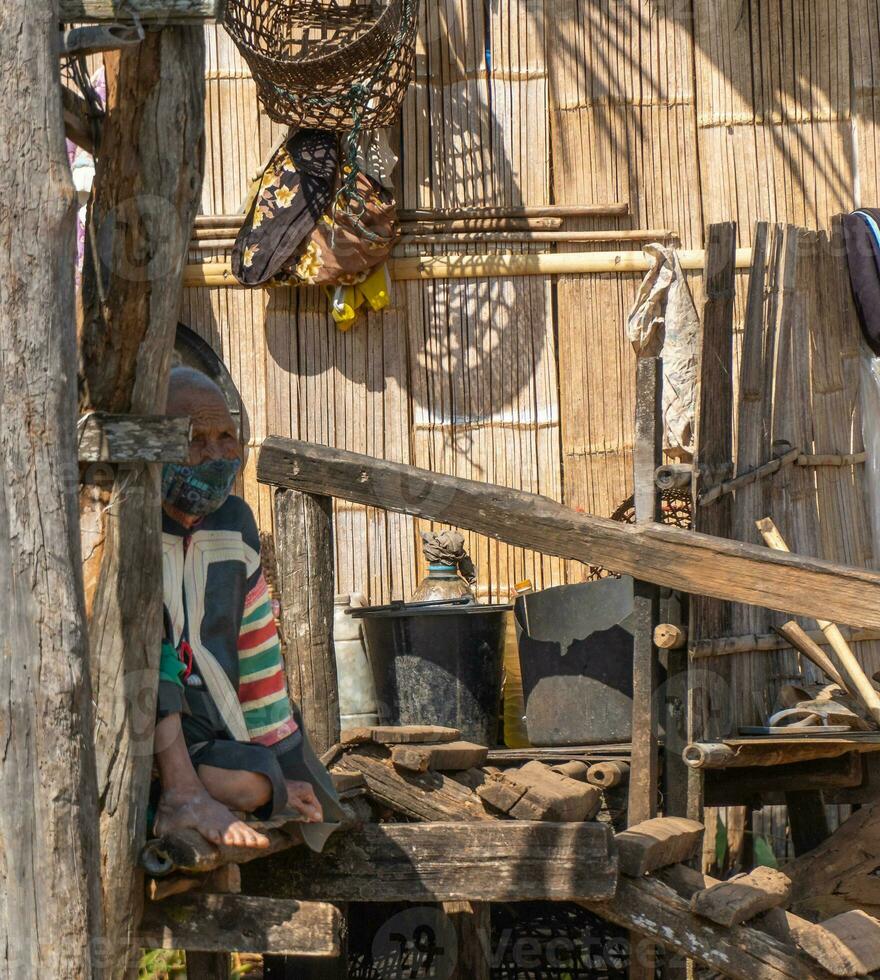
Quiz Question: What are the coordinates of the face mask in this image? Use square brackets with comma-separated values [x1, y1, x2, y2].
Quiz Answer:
[161, 458, 241, 518]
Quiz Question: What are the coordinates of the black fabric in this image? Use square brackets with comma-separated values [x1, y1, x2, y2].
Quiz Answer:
[156, 679, 187, 720]
[843, 208, 880, 356]
[189, 736, 288, 821]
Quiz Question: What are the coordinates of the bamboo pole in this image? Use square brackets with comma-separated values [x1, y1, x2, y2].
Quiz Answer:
[691, 626, 880, 658]
[773, 622, 850, 693]
[59, 0, 224, 22]
[756, 518, 880, 726]
[183, 249, 756, 288]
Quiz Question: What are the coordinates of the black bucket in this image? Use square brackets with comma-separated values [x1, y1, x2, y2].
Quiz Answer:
[352, 599, 509, 746]
[516, 578, 638, 746]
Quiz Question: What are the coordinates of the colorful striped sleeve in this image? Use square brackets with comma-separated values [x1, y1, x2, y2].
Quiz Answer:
[238, 571, 298, 746]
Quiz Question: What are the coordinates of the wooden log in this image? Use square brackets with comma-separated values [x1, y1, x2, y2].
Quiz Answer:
[756, 518, 880, 726]
[341, 724, 461, 747]
[77, 412, 190, 463]
[615, 817, 705, 877]
[654, 463, 694, 491]
[580, 873, 839, 980]
[184, 249, 757, 287]
[692, 626, 880, 658]
[657, 864, 867, 977]
[809, 912, 880, 974]
[59, 0, 224, 22]
[274, 489, 339, 756]
[684, 739, 880, 770]
[773, 622, 850, 692]
[77, 28, 205, 975]
[587, 762, 630, 788]
[390, 741, 488, 773]
[551, 761, 590, 781]
[443, 902, 490, 980]
[241, 822, 618, 903]
[141, 894, 342, 956]
[653, 623, 687, 649]
[0, 3, 103, 973]
[690, 867, 792, 927]
[256, 438, 880, 629]
[338, 748, 495, 822]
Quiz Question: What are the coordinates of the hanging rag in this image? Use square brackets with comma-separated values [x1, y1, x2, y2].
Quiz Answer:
[626, 244, 699, 460]
[843, 208, 880, 356]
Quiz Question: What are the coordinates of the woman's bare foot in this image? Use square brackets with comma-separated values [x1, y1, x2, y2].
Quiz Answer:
[285, 780, 323, 822]
[154, 788, 270, 849]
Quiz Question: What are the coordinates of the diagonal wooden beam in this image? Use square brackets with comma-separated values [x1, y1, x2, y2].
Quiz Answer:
[257, 438, 880, 629]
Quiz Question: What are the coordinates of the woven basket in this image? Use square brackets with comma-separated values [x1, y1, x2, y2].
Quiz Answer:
[224, 0, 419, 130]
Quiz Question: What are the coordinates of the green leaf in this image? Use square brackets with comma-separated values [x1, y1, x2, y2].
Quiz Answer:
[714, 814, 729, 869]
[753, 834, 779, 870]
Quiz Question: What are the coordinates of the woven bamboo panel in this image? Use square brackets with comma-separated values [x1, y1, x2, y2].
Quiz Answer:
[547, 0, 702, 581]
[399, 0, 564, 599]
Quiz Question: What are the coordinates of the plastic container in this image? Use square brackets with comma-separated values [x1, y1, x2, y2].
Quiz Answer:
[352, 599, 509, 745]
[334, 593, 379, 730]
[516, 578, 636, 746]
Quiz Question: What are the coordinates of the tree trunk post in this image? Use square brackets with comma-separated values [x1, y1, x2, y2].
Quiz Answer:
[78, 25, 205, 975]
[274, 488, 340, 756]
[0, 0, 104, 975]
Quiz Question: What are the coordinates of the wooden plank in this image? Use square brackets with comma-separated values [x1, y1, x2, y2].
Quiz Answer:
[338, 748, 495, 822]
[185, 952, 229, 980]
[341, 725, 461, 747]
[812, 912, 880, 974]
[59, 0, 224, 22]
[274, 489, 339, 756]
[256, 437, 880, 629]
[628, 355, 662, 828]
[76, 25, 206, 978]
[141, 894, 342, 956]
[582, 874, 840, 980]
[477, 761, 601, 822]
[77, 412, 190, 463]
[615, 817, 705, 877]
[0, 3, 102, 974]
[391, 741, 488, 773]
[242, 822, 617, 903]
[691, 867, 792, 927]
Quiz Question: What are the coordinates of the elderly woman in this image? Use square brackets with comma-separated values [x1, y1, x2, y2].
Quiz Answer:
[152, 366, 341, 850]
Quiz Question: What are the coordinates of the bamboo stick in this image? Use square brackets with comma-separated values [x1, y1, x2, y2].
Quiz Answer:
[398, 204, 631, 219]
[773, 622, 850, 693]
[183, 249, 756, 288]
[683, 740, 880, 770]
[699, 447, 801, 505]
[398, 218, 565, 231]
[586, 761, 630, 788]
[691, 626, 880, 658]
[756, 517, 880, 726]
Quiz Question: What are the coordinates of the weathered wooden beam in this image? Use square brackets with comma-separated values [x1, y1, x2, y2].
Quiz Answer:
[0, 2, 103, 974]
[690, 867, 792, 927]
[77, 412, 190, 462]
[61, 83, 101, 155]
[257, 437, 880, 628]
[274, 489, 339, 756]
[141, 894, 342, 956]
[77, 26, 205, 975]
[59, 0, 225, 23]
[390, 741, 488, 773]
[241, 822, 617, 903]
[581, 874, 841, 980]
[615, 817, 705, 877]
[684, 738, 880, 770]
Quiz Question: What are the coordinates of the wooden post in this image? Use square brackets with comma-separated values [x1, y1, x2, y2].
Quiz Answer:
[688, 222, 738, 821]
[77, 25, 205, 975]
[0, 1, 103, 974]
[444, 902, 491, 980]
[274, 488, 340, 756]
[186, 951, 229, 980]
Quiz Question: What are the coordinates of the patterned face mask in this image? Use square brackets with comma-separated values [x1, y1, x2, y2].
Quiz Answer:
[161, 458, 241, 518]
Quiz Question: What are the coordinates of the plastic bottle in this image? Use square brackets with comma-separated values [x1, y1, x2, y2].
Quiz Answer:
[502, 579, 533, 748]
[333, 593, 378, 729]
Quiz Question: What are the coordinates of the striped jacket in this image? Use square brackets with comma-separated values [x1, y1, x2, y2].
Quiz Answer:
[161, 495, 298, 746]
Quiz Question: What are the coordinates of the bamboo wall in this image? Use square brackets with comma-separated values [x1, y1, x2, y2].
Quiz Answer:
[182, 0, 880, 617]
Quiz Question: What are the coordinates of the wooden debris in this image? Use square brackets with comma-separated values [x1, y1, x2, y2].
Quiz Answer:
[803, 912, 880, 975]
[691, 867, 792, 927]
[256, 437, 880, 630]
[615, 817, 704, 877]
[341, 725, 461, 747]
[140, 894, 342, 956]
[587, 762, 630, 789]
[658, 864, 864, 977]
[338, 749, 494, 822]
[773, 622, 850, 692]
[684, 739, 880, 770]
[551, 761, 590, 781]
[653, 623, 687, 650]
[390, 741, 488, 773]
[59, 0, 225, 23]
[243, 822, 617, 903]
[477, 762, 600, 821]
[330, 771, 366, 794]
[148, 876, 201, 902]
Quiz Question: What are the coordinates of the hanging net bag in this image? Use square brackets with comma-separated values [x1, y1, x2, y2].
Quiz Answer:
[224, 0, 420, 132]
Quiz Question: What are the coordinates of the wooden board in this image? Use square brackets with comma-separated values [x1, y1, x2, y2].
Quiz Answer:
[257, 437, 880, 629]
[341, 725, 461, 747]
[615, 817, 705, 877]
[691, 867, 792, 927]
[242, 822, 617, 903]
[77, 413, 190, 463]
[140, 894, 342, 956]
[391, 741, 488, 773]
